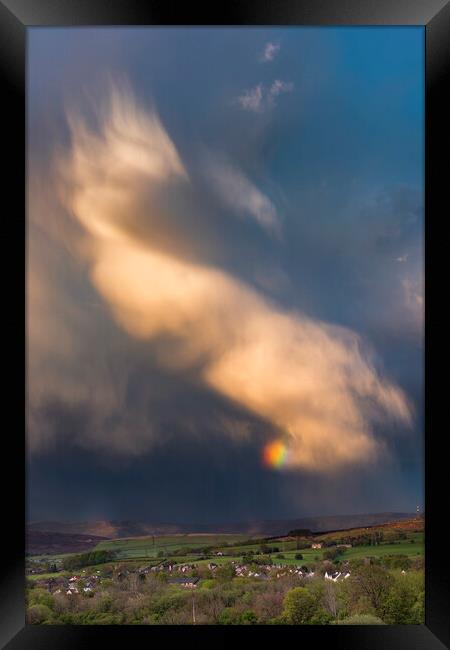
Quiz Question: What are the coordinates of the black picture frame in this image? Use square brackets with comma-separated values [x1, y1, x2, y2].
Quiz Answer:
[1, 0, 448, 647]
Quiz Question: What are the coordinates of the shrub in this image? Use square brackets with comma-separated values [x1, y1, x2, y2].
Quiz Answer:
[337, 614, 385, 625]
[382, 555, 411, 571]
[240, 610, 258, 625]
[28, 588, 54, 610]
[27, 604, 53, 625]
[283, 587, 325, 625]
[218, 607, 241, 625]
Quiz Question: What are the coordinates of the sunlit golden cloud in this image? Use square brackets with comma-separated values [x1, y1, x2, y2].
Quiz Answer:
[34, 82, 413, 472]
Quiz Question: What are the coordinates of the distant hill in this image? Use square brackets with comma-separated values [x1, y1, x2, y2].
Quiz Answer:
[28, 512, 416, 539]
[26, 530, 108, 555]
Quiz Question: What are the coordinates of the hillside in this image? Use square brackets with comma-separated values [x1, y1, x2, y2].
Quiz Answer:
[26, 531, 108, 555]
[28, 512, 416, 539]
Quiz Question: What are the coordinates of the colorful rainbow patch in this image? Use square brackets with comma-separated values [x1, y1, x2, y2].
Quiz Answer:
[262, 440, 288, 469]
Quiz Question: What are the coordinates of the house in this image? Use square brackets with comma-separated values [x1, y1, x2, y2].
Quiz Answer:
[311, 543, 322, 549]
[168, 577, 199, 589]
[324, 570, 350, 582]
[325, 570, 340, 581]
[208, 563, 218, 571]
[216, 552, 224, 556]
[179, 565, 190, 573]
[66, 586, 79, 595]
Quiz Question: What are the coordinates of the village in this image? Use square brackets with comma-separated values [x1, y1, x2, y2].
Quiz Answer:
[26, 518, 424, 625]
[28, 557, 355, 596]
[26, 536, 365, 596]
[27, 530, 417, 596]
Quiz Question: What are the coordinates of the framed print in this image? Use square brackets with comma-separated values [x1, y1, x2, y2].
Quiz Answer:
[0, 0, 449, 648]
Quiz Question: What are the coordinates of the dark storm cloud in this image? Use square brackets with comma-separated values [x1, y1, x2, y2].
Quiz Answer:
[27, 27, 424, 522]
[28, 428, 421, 524]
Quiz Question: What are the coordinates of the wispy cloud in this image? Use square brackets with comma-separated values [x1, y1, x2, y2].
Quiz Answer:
[237, 83, 264, 112]
[269, 79, 294, 98]
[203, 154, 281, 236]
[32, 81, 413, 472]
[237, 80, 294, 112]
[261, 42, 280, 62]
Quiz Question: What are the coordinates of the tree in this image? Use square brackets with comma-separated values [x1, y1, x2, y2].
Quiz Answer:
[201, 588, 226, 623]
[283, 587, 325, 625]
[62, 550, 116, 571]
[323, 547, 340, 561]
[295, 553, 303, 560]
[323, 580, 338, 618]
[349, 565, 394, 616]
[216, 563, 235, 581]
[383, 572, 424, 624]
[27, 604, 53, 624]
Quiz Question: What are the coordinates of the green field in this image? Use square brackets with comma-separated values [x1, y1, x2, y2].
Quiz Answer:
[29, 527, 424, 570]
[93, 533, 252, 560]
[257, 539, 423, 565]
[84, 532, 424, 565]
[27, 572, 64, 581]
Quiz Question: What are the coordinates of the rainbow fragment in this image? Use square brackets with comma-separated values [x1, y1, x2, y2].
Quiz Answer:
[262, 440, 288, 468]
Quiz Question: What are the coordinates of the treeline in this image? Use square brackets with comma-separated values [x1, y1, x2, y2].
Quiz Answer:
[62, 550, 116, 571]
[157, 542, 280, 560]
[326, 530, 409, 547]
[242, 553, 273, 565]
[26, 561, 424, 626]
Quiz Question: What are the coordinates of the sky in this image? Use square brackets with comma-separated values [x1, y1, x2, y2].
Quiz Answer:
[27, 27, 424, 524]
